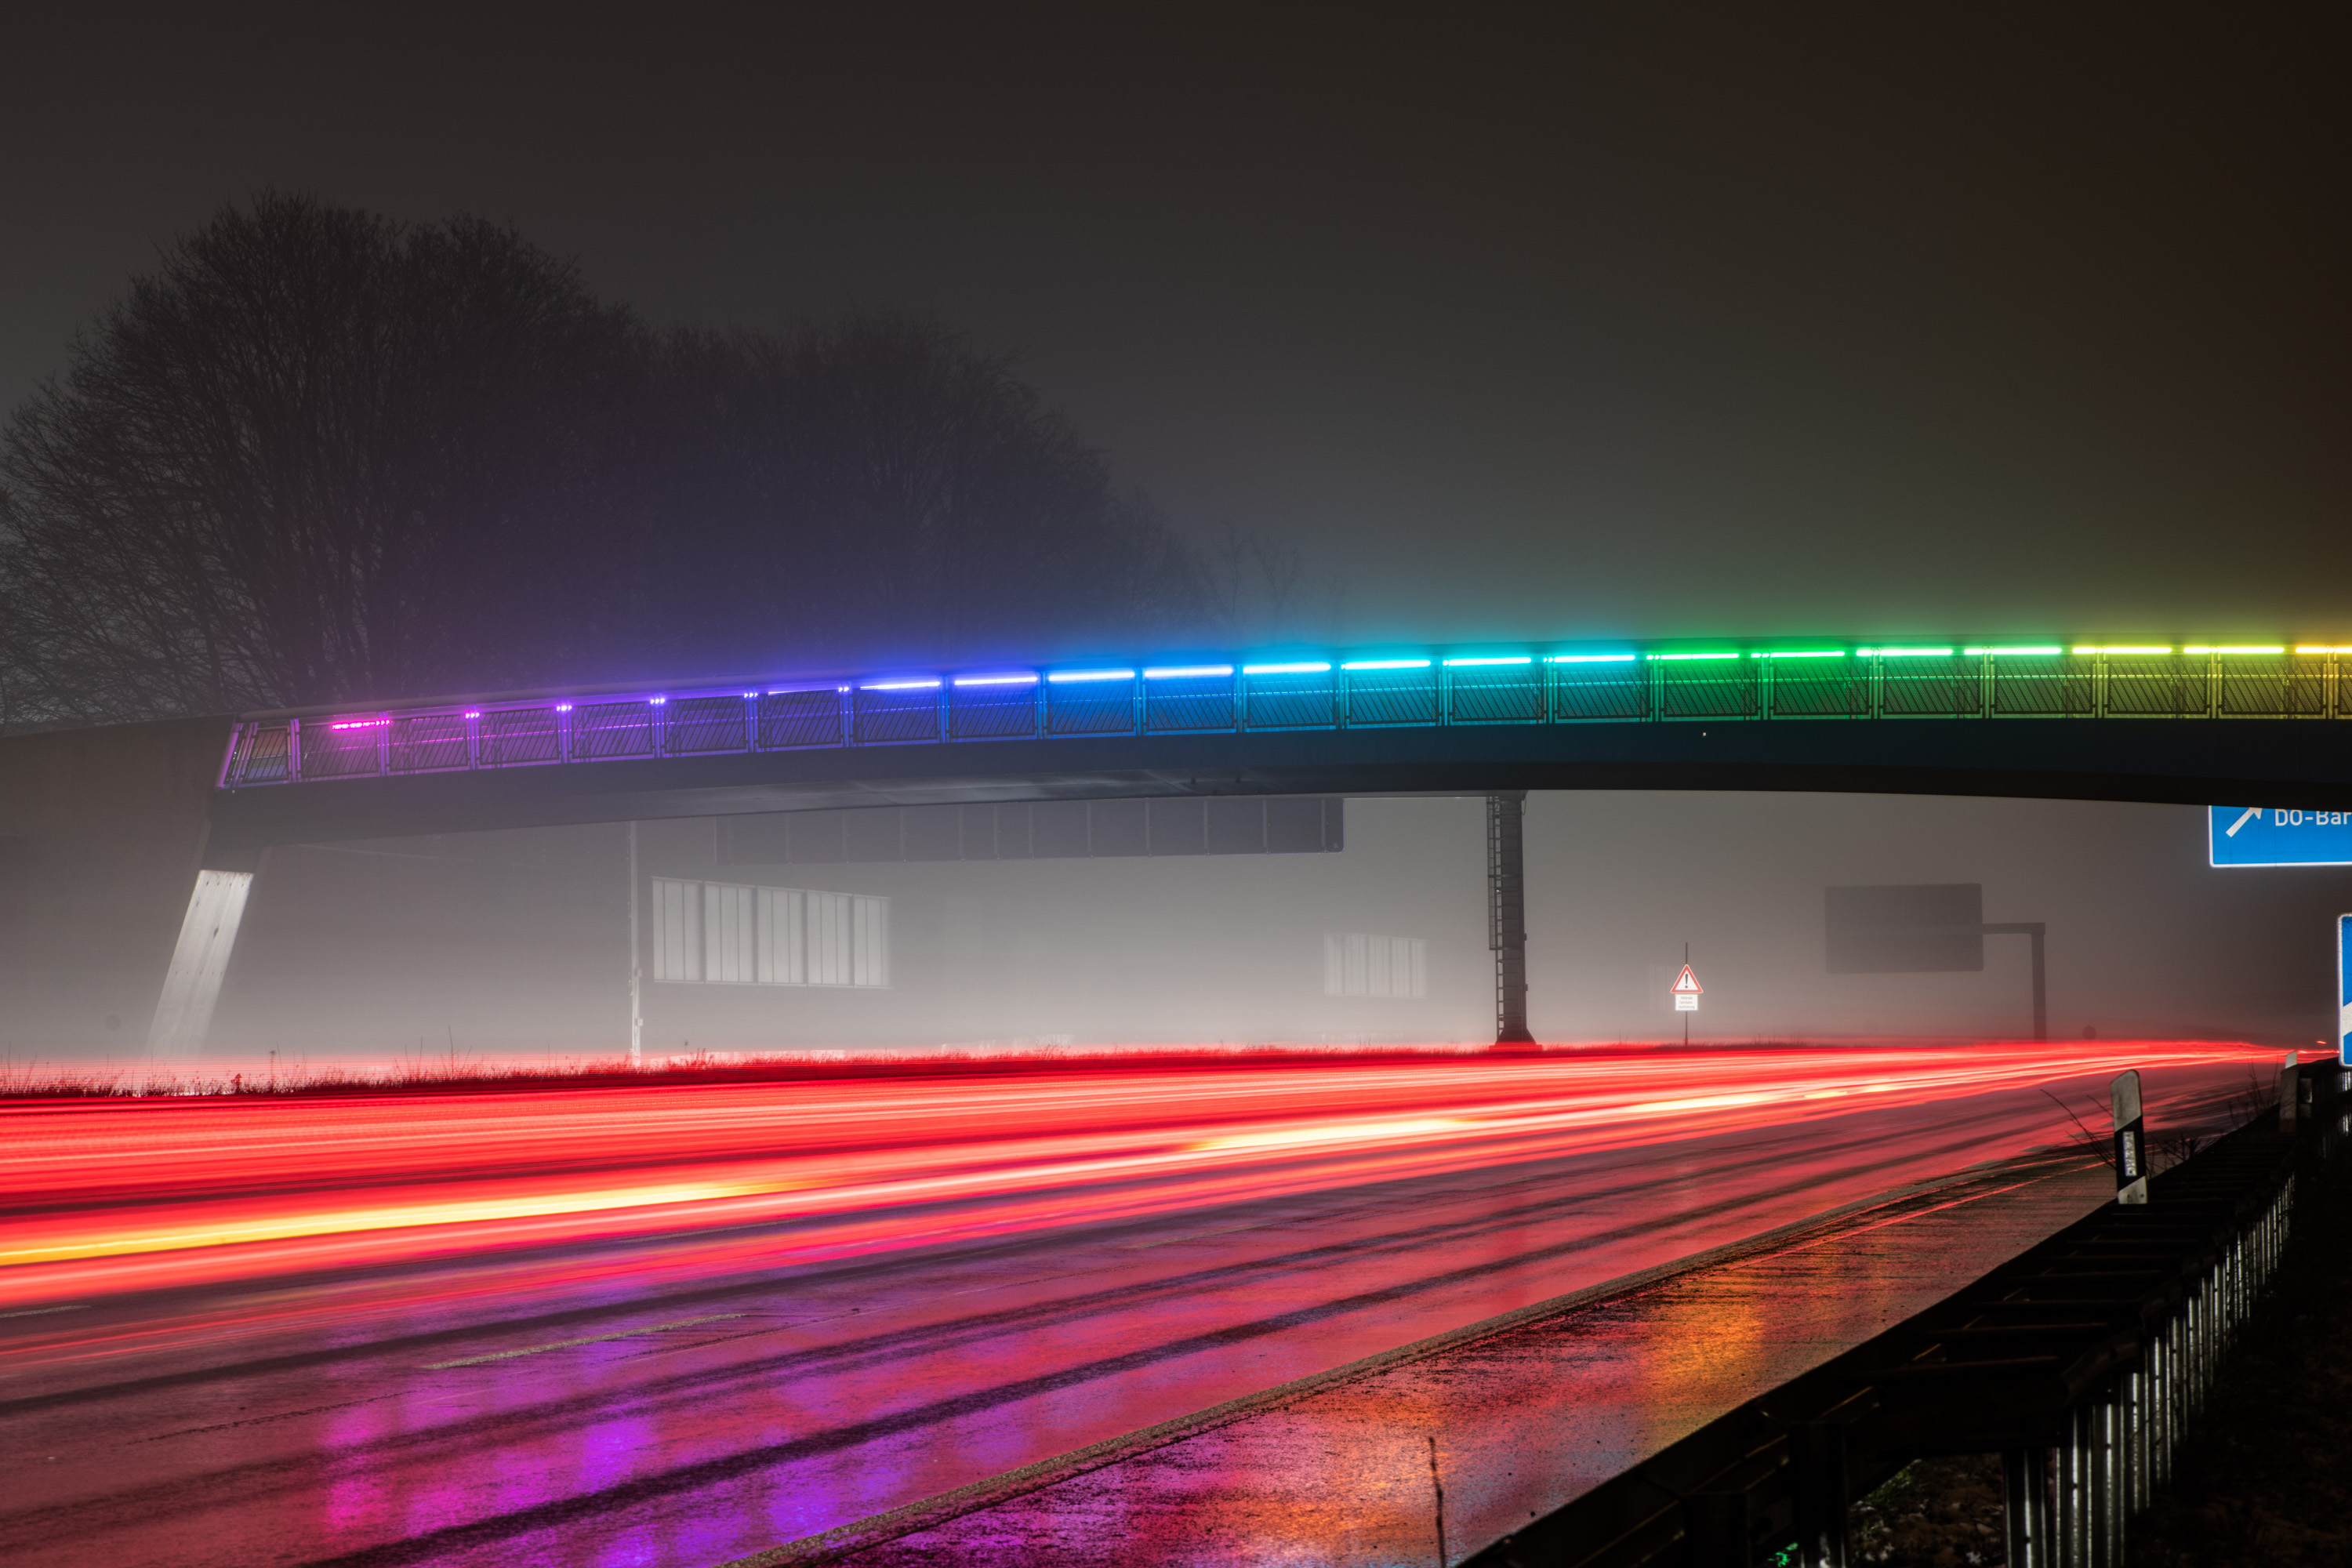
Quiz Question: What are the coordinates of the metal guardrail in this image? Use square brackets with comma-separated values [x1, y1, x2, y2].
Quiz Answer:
[1466, 1062, 2347, 1568]
[216, 641, 2352, 788]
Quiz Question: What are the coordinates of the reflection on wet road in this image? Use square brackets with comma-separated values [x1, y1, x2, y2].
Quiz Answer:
[0, 1042, 2267, 1566]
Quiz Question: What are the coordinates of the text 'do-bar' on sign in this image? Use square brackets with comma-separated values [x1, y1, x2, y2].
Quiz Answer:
[2209, 807, 2352, 867]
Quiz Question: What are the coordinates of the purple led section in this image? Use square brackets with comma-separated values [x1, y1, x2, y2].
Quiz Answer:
[328, 719, 390, 731]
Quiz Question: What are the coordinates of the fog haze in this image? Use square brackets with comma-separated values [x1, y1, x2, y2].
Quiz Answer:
[149, 792, 2349, 1065]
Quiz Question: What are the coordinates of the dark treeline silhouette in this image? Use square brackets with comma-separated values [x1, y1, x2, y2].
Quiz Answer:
[0, 194, 1227, 726]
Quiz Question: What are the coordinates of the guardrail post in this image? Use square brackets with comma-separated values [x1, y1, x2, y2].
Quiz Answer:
[2002, 1446, 2051, 1568]
[2058, 1403, 2088, 1564]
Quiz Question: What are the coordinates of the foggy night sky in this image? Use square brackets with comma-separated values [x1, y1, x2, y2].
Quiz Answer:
[4, 4, 2345, 652]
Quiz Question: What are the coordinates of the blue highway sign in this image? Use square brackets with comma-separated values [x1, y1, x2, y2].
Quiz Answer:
[2208, 807, 2352, 867]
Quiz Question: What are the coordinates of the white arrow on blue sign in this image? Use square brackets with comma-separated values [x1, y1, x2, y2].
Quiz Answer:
[2208, 807, 2352, 867]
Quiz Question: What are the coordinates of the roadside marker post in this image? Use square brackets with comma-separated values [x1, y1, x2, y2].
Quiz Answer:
[2111, 1069, 2147, 1205]
[1671, 959, 1701, 1047]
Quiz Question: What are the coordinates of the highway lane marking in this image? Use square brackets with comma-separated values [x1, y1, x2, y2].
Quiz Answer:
[423, 1313, 746, 1368]
[0, 1303, 85, 1318]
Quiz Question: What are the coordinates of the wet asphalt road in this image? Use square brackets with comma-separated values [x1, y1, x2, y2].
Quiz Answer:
[0, 1058, 2254, 1567]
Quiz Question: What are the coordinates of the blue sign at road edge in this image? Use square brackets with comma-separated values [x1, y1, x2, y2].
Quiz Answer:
[2209, 806, 2352, 868]
[2339, 913, 2350, 1066]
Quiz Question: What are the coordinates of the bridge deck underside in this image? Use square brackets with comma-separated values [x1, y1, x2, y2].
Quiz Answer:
[201, 713, 2352, 869]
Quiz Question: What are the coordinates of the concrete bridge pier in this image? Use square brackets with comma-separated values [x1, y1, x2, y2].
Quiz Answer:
[1487, 791, 1535, 1047]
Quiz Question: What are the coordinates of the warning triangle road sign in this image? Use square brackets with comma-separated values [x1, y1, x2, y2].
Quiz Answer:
[1671, 964, 1702, 994]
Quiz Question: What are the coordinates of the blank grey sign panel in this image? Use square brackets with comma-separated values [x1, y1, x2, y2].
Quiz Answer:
[786, 811, 846, 865]
[1824, 883, 1984, 972]
[1206, 797, 1265, 854]
[721, 814, 793, 866]
[959, 804, 999, 861]
[994, 803, 1033, 859]
[901, 804, 962, 862]
[1090, 799, 1149, 857]
[1265, 796, 1328, 853]
[843, 808, 903, 863]
[1032, 801, 1090, 858]
[1150, 798, 1207, 855]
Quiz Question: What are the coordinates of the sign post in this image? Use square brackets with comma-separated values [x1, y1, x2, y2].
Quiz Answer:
[2111, 1069, 2147, 1206]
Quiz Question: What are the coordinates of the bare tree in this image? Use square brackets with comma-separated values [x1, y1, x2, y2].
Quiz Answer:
[0, 201, 1242, 728]
[0, 193, 645, 723]
[649, 317, 1218, 673]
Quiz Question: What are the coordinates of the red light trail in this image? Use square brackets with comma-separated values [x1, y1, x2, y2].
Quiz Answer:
[1, 1040, 2269, 1315]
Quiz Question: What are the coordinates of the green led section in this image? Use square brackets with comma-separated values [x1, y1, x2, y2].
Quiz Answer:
[1650, 652, 1740, 662]
[1749, 649, 1845, 659]
[1963, 645, 2063, 656]
[1858, 646, 1954, 657]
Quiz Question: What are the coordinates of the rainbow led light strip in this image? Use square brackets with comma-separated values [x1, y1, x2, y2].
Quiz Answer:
[220, 637, 2352, 788]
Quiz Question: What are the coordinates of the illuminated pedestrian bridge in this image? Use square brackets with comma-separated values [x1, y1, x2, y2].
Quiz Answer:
[220, 637, 2352, 791]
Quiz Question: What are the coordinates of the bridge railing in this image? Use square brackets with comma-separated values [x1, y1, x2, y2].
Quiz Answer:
[217, 642, 2351, 788]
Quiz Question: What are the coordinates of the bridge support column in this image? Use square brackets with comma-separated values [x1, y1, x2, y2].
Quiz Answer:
[147, 868, 255, 1058]
[1487, 792, 1535, 1047]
